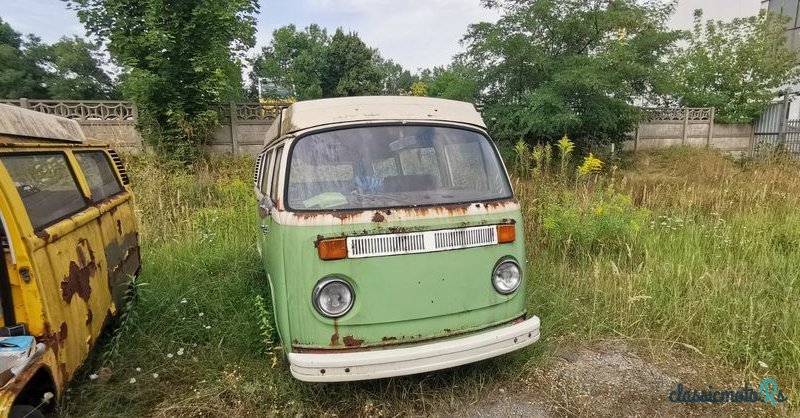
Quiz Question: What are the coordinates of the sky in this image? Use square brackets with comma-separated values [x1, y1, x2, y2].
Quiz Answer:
[0, 0, 763, 71]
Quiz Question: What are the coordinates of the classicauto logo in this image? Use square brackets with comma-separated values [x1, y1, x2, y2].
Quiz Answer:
[669, 378, 788, 407]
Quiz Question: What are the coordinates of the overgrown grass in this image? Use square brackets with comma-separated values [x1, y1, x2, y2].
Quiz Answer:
[60, 148, 799, 416]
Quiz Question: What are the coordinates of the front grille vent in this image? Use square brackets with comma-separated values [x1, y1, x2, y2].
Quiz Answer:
[346, 226, 498, 259]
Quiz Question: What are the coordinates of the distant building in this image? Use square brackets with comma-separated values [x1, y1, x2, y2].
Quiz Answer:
[762, 0, 800, 50]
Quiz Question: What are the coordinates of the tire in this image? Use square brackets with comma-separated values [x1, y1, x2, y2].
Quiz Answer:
[8, 405, 45, 418]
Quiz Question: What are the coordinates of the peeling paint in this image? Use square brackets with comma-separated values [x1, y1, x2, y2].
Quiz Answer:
[105, 232, 140, 307]
[61, 241, 96, 303]
[279, 199, 519, 226]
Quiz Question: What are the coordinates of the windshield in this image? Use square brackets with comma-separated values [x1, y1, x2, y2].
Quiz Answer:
[286, 125, 512, 211]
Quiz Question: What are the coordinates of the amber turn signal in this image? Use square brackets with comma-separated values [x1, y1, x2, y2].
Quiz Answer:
[318, 238, 348, 260]
[497, 224, 516, 244]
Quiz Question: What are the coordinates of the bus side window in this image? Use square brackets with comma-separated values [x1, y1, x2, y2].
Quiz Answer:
[260, 150, 274, 197]
[270, 146, 284, 204]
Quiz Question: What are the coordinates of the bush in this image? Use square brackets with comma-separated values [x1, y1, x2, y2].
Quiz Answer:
[541, 188, 648, 254]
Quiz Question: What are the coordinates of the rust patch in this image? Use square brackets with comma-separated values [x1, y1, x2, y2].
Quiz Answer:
[343, 336, 365, 347]
[61, 240, 97, 303]
[382, 336, 398, 342]
[86, 309, 93, 326]
[2, 361, 44, 397]
[35, 229, 51, 242]
[330, 319, 340, 347]
[116, 219, 123, 235]
[371, 212, 385, 223]
[58, 322, 68, 342]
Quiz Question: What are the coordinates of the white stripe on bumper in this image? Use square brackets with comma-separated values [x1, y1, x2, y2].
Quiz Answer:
[288, 316, 540, 382]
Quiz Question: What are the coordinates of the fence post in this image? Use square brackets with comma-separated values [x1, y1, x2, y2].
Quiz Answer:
[634, 125, 640, 153]
[229, 101, 239, 154]
[777, 94, 789, 148]
[707, 107, 715, 148]
[682, 107, 689, 145]
[19, 98, 29, 110]
[131, 102, 139, 122]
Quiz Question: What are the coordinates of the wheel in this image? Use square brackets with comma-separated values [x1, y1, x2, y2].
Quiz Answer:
[8, 405, 45, 418]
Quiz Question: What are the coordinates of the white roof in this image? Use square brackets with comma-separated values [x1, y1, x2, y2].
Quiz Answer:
[0, 103, 86, 143]
[265, 96, 486, 146]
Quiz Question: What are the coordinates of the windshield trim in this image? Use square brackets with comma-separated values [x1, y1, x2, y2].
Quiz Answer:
[283, 122, 514, 213]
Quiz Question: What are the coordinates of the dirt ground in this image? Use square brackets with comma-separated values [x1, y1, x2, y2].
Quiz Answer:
[445, 339, 794, 418]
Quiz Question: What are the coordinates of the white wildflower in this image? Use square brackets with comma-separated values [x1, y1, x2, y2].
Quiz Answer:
[89, 374, 99, 381]
[129, 378, 136, 384]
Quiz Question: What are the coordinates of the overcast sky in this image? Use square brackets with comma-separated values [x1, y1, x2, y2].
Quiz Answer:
[0, 0, 762, 71]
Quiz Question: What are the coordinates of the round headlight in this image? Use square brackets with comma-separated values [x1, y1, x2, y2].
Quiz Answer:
[492, 260, 521, 295]
[313, 278, 354, 318]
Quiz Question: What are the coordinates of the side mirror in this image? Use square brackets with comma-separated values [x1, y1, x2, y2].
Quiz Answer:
[259, 196, 274, 218]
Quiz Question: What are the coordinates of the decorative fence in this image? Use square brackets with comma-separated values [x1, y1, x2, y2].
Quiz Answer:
[0, 99, 290, 154]
[1, 100, 758, 157]
[625, 107, 754, 157]
[0, 98, 137, 123]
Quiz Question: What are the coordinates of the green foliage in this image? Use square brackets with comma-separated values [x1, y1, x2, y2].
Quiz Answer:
[375, 56, 418, 94]
[0, 17, 48, 98]
[66, 0, 259, 162]
[665, 10, 799, 123]
[27, 36, 119, 99]
[409, 81, 428, 97]
[254, 294, 279, 367]
[321, 29, 383, 97]
[541, 188, 648, 253]
[249, 24, 328, 100]
[421, 64, 479, 102]
[0, 17, 116, 99]
[250, 25, 393, 100]
[463, 0, 682, 146]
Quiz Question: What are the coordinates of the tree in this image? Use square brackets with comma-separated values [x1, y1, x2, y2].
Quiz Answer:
[463, 0, 682, 146]
[321, 29, 383, 97]
[421, 64, 479, 102]
[375, 56, 418, 94]
[0, 17, 48, 98]
[249, 24, 328, 100]
[666, 10, 799, 124]
[27, 36, 119, 100]
[65, 0, 259, 162]
[250, 25, 410, 99]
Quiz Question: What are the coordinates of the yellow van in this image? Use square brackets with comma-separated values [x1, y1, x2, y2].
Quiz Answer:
[0, 104, 140, 417]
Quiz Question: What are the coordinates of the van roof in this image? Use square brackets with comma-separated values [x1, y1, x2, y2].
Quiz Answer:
[0, 103, 86, 143]
[265, 96, 486, 147]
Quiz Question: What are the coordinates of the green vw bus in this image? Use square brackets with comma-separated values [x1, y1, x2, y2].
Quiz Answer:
[254, 96, 540, 382]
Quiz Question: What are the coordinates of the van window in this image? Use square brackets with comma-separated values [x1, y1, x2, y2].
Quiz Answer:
[0, 153, 87, 229]
[286, 125, 512, 210]
[270, 146, 284, 202]
[75, 151, 124, 202]
[260, 150, 273, 196]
